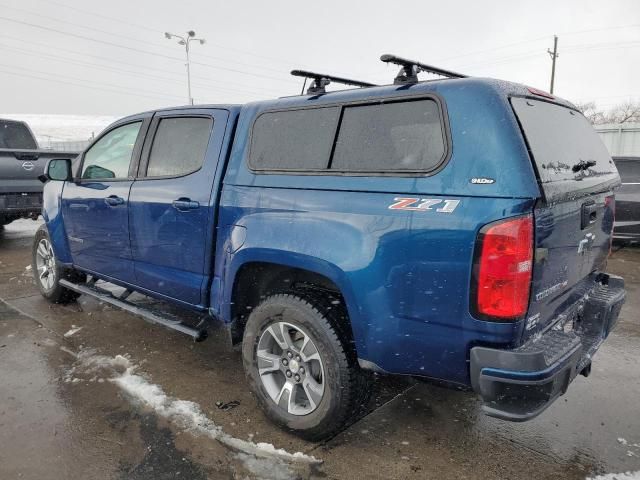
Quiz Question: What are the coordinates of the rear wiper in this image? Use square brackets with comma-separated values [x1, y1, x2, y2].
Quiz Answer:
[572, 159, 596, 173]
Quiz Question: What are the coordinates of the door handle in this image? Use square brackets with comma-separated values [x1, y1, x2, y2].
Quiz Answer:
[172, 198, 200, 211]
[104, 195, 125, 206]
[69, 203, 89, 210]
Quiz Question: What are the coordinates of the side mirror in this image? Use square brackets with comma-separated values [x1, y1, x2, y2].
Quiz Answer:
[39, 158, 72, 183]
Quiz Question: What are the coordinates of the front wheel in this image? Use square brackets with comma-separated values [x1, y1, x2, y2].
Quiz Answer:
[32, 226, 83, 303]
[242, 293, 369, 441]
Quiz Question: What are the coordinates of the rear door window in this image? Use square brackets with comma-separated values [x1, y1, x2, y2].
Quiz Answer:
[511, 97, 618, 201]
[146, 117, 212, 177]
[0, 120, 38, 149]
[249, 107, 339, 170]
[331, 99, 446, 172]
[82, 122, 142, 179]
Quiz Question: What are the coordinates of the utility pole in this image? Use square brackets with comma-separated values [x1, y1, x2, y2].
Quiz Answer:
[164, 30, 206, 105]
[547, 35, 559, 94]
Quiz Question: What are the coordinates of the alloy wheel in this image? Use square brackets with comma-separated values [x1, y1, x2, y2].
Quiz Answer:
[256, 321, 325, 415]
[35, 238, 56, 290]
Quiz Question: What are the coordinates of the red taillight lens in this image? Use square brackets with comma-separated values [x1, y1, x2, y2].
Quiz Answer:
[472, 215, 534, 320]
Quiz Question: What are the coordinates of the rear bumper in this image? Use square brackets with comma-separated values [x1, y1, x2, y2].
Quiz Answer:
[470, 273, 625, 421]
[0, 193, 43, 217]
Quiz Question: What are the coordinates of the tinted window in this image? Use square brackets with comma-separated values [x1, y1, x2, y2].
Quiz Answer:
[331, 99, 446, 172]
[0, 120, 37, 149]
[250, 107, 339, 170]
[511, 98, 618, 201]
[613, 159, 640, 183]
[82, 122, 142, 179]
[147, 117, 212, 177]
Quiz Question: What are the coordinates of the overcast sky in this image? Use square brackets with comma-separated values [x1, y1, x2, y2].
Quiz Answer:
[1, 0, 639, 116]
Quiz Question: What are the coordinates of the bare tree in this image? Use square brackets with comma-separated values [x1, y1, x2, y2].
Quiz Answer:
[575, 101, 606, 124]
[609, 101, 640, 124]
[575, 100, 640, 125]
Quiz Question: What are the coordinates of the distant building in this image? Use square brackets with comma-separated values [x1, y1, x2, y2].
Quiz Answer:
[595, 123, 640, 157]
[43, 140, 90, 152]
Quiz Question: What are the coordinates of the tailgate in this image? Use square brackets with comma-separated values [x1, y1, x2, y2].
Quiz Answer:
[0, 149, 76, 193]
[511, 97, 620, 341]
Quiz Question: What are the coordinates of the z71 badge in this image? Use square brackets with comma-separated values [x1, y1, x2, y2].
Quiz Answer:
[388, 197, 460, 213]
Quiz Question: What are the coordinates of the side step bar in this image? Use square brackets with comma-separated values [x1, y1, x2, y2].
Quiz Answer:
[59, 278, 208, 342]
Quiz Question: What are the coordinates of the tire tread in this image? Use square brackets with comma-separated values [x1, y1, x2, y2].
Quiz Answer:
[243, 290, 370, 441]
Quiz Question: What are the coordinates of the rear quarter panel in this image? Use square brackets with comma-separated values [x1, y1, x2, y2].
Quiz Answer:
[216, 187, 534, 384]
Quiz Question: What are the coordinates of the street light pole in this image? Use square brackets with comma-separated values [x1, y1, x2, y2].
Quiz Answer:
[165, 30, 206, 105]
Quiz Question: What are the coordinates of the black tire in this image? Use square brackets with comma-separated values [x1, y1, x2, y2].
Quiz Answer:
[32, 225, 84, 304]
[242, 292, 370, 441]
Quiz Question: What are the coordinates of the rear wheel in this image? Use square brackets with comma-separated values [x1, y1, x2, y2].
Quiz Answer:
[242, 292, 370, 441]
[32, 226, 84, 303]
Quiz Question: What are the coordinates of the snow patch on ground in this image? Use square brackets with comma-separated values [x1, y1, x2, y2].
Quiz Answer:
[587, 472, 640, 480]
[113, 368, 320, 463]
[63, 326, 83, 337]
[5, 218, 43, 236]
[64, 348, 321, 471]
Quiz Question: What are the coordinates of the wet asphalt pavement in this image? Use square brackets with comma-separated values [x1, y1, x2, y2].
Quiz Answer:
[0, 219, 639, 480]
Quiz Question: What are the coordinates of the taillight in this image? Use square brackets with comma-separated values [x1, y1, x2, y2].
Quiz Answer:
[472, 215, 534, 321]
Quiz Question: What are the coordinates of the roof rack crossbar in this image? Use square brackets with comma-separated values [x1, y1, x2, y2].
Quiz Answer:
[291, 69, 376, 95]
[380, 54, 467, 85]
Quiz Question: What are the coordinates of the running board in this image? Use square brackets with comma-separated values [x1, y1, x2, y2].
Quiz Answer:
[59, 278, 208, 342]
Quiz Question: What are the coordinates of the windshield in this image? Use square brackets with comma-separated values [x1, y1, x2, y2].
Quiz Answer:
[511, 97, 619, 202]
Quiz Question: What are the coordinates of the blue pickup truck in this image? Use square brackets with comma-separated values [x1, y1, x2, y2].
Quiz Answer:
[33, 56, 625, 440]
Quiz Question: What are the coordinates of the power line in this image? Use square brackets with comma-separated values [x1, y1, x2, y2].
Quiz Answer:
[438, 23, 640, 65]
[0, 2, 292, 76]
[39, 0, 306, 68]
[559, 23, 640, 38]
[0, 3, 178, 53]
[0, 63, 186, 101]
[0, 15, 300, 84]
[453, 49, 543, 71]
[374, 23, 640, 79]
[563, 40, 640, 53]
[0, 67, 183, 103]
[454, 38, 640, 73]
[438, 36, 550, 64]
[0, 33, 283, 96]
[40, 0, 161, 34]
[0, 43, 274, 99]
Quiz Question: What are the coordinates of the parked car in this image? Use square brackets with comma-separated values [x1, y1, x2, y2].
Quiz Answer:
[33, 57, 625, 440]
[0, 118, 79, 227]
[612, 156, 640, 242]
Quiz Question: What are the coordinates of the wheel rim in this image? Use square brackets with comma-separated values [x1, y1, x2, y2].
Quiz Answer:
[257, 321, 325, 416]
[35, 238, 56, 290]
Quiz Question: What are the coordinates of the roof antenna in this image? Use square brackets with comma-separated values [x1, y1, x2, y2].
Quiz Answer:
[291, 70, 376, 95]
[380, 54, 467, 85]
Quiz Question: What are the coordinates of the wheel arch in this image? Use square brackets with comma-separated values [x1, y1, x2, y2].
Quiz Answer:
[221, 250, 360, 352]
[41, 180, 73, 264]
